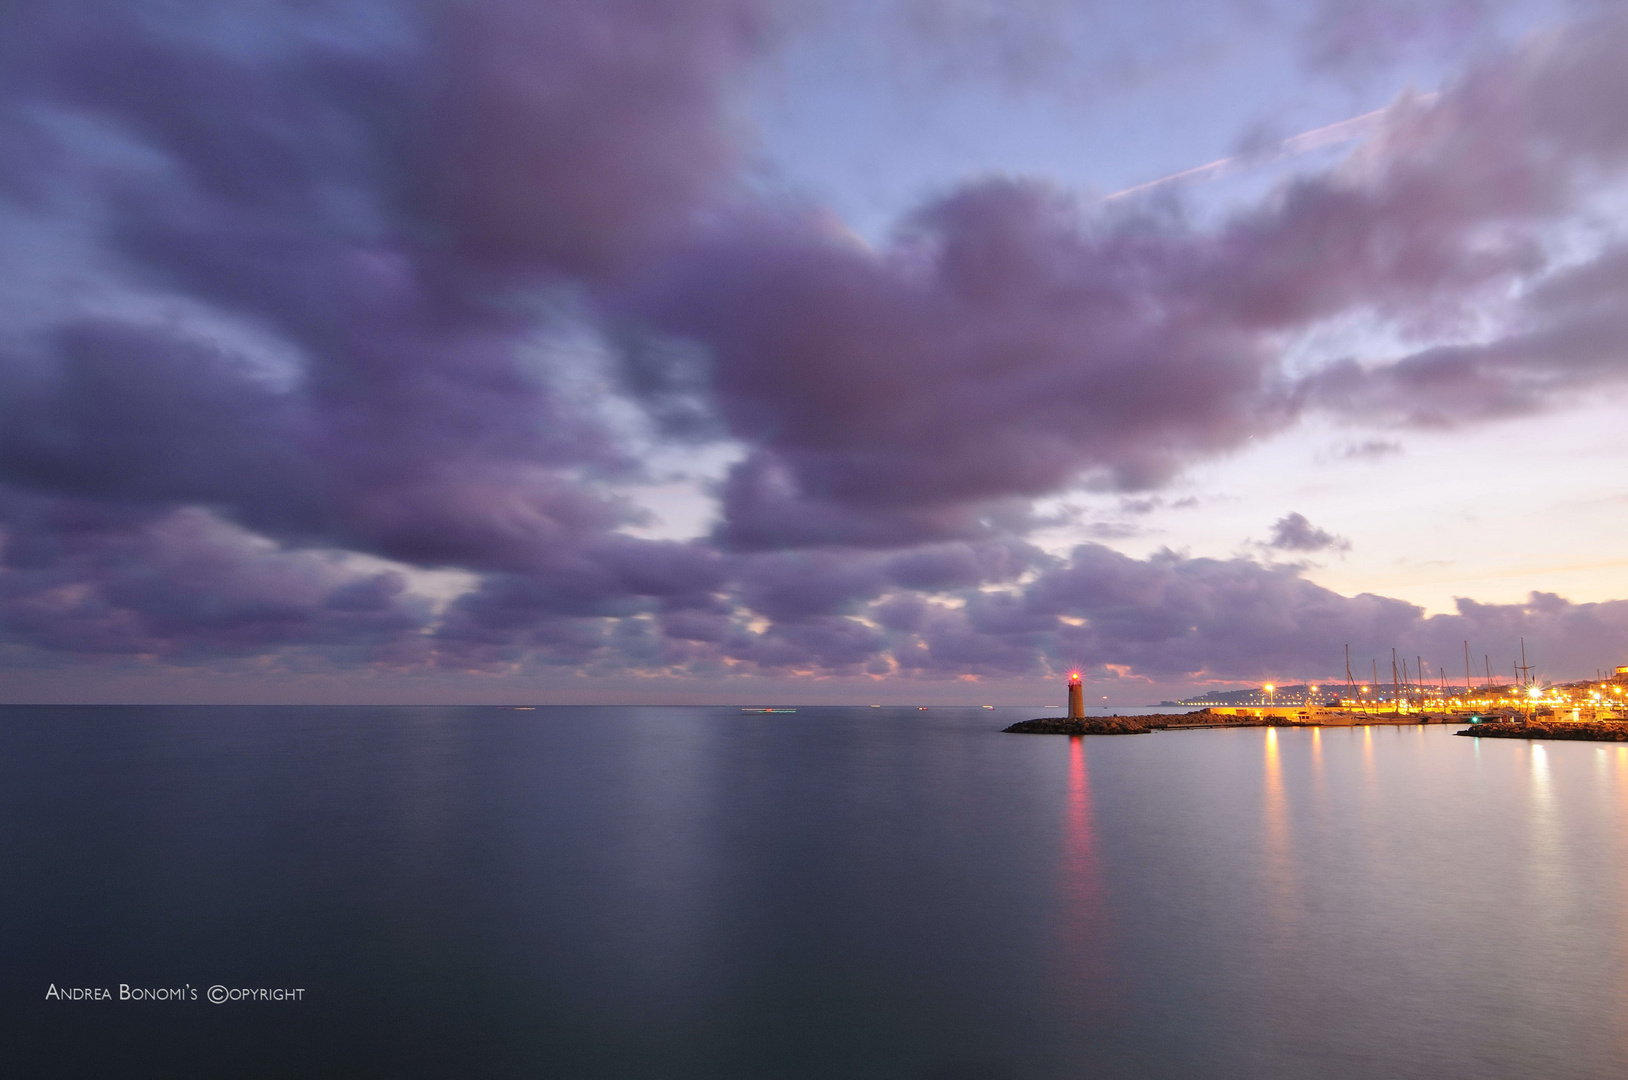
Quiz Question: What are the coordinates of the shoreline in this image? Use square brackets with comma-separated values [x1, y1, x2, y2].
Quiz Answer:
[1006, 708, 1510, 736]
[1455, 719, 1628, 743]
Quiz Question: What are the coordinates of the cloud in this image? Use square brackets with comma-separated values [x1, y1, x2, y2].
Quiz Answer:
[416, 0, 767, 278]
[639, 180, 1295, 547]
[1266, 512, 1351, 553]
[0, 496, 429, 661]
[1301, 0, 1507, 77]
[0, 0, 768, 576]
[628, 10, 1628, 547]
[4, 2, 1628, 692]
[1086, 521, 1143, 540]
[0, 0, 779, 677]
[1022, 544, 1628, 684]
[1333, 439, 1402, 460]
[4, 487, 1624, 689]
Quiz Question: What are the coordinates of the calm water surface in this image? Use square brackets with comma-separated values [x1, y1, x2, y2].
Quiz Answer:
[4, 705, 1627, 1078]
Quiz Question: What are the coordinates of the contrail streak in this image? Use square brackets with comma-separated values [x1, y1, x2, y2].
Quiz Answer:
[1101, 94, 1437, 202]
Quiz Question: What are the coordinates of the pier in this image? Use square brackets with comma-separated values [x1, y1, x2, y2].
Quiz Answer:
[1010, 654, 1628, 743]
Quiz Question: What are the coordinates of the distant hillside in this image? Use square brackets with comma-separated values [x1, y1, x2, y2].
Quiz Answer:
[1179, 683, 1337, 706]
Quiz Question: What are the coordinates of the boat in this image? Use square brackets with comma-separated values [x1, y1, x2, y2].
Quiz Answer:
[741, 707, 796, 714]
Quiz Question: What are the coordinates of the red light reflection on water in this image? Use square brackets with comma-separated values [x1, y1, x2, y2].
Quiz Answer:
[1059, 736, 1115, 1013]
[1066, 738, 1099, 899]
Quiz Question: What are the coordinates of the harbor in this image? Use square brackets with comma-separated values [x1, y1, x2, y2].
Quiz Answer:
[1008, 651, 1628, 742]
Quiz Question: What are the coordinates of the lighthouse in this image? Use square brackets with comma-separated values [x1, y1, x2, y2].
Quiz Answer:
[1067, 672, 1085, 719]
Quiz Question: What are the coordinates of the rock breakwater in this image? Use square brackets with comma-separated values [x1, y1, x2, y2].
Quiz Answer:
[1003, 712, 1214, 735]
[1003, 716, 1151, 734]
[1455, 720, 1628, 742]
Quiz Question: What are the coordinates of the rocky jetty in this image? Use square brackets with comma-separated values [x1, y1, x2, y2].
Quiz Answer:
[1456, 720, 1628, 743]
[1005, 710, 1248, 735]
[1004, 715, 1152, 735]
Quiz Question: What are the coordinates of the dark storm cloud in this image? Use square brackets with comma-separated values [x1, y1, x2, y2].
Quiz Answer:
[3, 1, 1628, 686]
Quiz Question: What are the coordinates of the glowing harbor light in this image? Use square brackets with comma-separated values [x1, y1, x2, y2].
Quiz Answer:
[1067, 671, 1085, 720]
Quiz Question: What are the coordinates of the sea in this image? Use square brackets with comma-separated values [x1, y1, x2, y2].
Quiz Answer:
[4, 703, 1627, 1079]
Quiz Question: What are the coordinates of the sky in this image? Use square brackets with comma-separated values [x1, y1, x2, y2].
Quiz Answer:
[3, 0, 1628, 705]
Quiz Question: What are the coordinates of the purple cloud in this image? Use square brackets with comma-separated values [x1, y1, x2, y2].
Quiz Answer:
[1267, 513, 1351, 553]
[1302, 0, 1506, 77]
[0, 0, 770, 577]
[416, 0, 766, 278]
[639, 182, 1292, 547]
[629, 11, 1628, 548]
[3, 1, 1628, 694]
[0, 494, 428, 661]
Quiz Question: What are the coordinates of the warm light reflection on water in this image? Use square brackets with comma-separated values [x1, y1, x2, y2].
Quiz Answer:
[1531, 742, 1550, 796]
[1309, 726, 1327, 807]
[1617, 747, 1628, 1043]
[1263, 727, 1282, 812]
[1527, 743, 1562, 911]
[1261, 727, 1296, 916]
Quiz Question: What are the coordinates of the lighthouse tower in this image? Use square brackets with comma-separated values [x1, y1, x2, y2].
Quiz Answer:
[1067, 672, 1085, 719]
